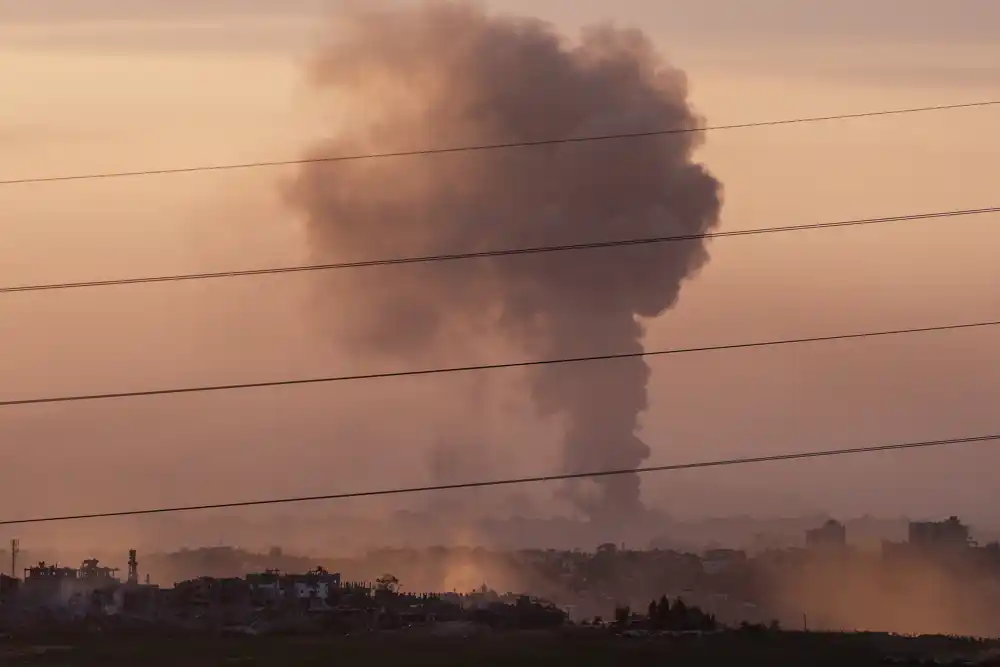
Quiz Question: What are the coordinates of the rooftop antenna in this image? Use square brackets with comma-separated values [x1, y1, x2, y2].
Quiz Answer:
[10, 539, 19, 578]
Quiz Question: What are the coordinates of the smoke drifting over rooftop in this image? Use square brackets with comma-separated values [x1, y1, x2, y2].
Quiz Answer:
[289, 1, 723, 522]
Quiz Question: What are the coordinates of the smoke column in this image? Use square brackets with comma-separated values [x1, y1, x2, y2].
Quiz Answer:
[289, 1, 723, 521]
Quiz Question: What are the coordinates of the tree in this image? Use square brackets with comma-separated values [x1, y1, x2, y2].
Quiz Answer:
[657, 595, 671, 624]
[375, 573, 400, 593]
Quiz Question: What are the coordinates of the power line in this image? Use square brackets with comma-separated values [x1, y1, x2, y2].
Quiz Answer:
[2, 100, 997, 187]
[3, 206, 997, 295]
[2, 318, 996, 409]
[1, 431, 996, 526]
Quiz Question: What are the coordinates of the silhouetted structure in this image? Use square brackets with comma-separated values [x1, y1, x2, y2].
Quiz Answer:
[246, 566, 342, 606]
[20, 560, 114, 610]
[9, 539, 18, 579]
[128, 549, 139, 585]
[79, 558, 118, 581]
[806, 520, 847, 549]
[909, 516, 970, 551]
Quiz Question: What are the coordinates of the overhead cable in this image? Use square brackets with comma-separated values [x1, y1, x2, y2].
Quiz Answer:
[2, 100, 997, 186]
[1, 432, 995, 526]
[2, 318, 997, 408]
[3, 206, 997, 295]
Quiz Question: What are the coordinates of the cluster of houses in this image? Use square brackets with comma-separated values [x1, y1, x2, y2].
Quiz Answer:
[0, 551, 346, 620]
[173, 566, 344, 610]
[1, 553, 143, 613]
[0, 550, 567, 633]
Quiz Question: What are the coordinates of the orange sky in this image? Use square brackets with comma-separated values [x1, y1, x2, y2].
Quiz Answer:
[1, 0, 999, 550]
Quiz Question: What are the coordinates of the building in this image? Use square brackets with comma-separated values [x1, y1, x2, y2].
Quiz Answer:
[908, 516, 970, 550]
[78, 558, 119, 582]
[806, 520, 847, 549]
[245, 569, 283, 600]
[18, 554, 140, 611]
[24, 561, 78, 581]
[286, 569, 340, 601]
[21, 561, 82, 608]
[245, 567, 341, 604]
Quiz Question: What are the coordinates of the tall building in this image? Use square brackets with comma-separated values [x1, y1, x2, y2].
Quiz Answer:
[908, 516, 970, 550]
[805, 520, 847, 549]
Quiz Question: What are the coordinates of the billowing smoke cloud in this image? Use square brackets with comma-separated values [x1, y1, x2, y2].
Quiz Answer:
[289, 1, 722, 522]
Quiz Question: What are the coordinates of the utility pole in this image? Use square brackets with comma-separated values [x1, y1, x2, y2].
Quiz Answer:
[10, 539, 19, 578]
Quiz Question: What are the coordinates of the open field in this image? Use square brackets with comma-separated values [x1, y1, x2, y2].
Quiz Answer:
[2, 628, 998, 667]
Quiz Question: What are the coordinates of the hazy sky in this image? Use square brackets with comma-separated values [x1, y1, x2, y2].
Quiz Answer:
[1, 0, 999, 550]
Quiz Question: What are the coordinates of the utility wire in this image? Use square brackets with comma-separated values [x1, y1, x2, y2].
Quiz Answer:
[2, 100, 997, 186]
[2, 319, 997, 408]
[1, 432, 996, 526]
[2, 206, 997, 295]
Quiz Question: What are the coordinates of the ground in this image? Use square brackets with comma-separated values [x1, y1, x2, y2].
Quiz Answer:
[1, 627, 996, 666]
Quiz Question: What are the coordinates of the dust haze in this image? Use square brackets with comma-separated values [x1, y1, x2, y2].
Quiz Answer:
[288, 0, 723, 522]
[767, 553, 1000, 636]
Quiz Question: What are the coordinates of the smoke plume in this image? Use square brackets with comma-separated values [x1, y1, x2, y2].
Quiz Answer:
[289, 1, 723, 521]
